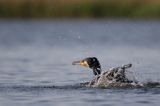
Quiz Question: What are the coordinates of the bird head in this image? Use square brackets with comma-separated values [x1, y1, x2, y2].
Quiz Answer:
[72, 57, 101, 69]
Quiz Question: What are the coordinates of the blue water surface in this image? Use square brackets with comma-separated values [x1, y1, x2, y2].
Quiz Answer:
[0, 19, 160, 106]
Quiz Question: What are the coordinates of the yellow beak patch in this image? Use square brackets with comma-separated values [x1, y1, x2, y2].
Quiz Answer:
[80, 61, 89, 67]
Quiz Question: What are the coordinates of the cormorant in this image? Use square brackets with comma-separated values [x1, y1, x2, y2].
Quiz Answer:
[72, 57, 133, 83]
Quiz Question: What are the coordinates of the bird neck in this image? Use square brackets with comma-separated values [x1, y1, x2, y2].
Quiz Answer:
[92, 67, 101, 76]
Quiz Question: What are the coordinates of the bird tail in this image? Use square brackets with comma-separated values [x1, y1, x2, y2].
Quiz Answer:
[122, 64, 132, 69]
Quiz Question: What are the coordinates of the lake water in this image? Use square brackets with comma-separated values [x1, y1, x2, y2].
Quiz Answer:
[0, 19, 160, 106]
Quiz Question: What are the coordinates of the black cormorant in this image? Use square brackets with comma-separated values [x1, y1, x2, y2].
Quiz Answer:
[72, 57, 133, 83]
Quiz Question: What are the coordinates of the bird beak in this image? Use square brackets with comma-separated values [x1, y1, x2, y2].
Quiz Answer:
[72, 60, 81, 65]
[72, 60, 89, 67]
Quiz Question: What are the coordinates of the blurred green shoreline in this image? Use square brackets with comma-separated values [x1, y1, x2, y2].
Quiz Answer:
[0, 0, 160, 19]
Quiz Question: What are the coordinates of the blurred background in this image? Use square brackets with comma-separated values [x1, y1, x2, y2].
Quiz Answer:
[0, 0, 160, 18]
